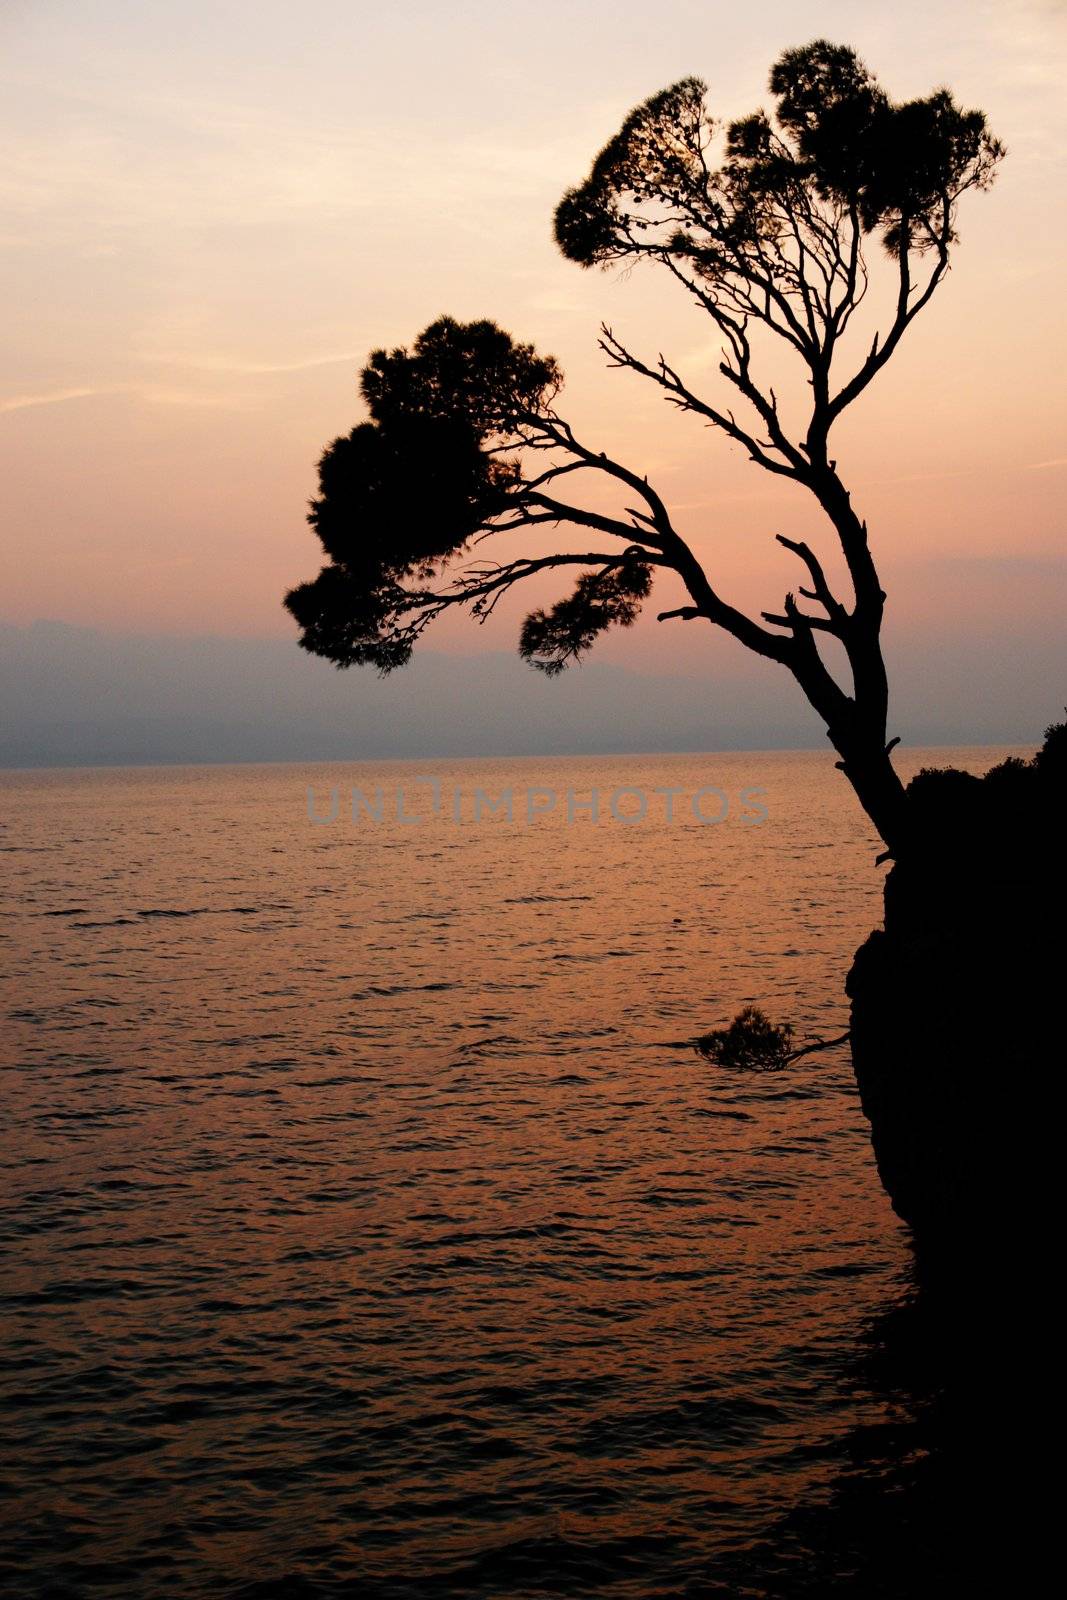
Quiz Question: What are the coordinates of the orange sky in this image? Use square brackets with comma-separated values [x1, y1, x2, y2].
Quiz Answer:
[1, 0, 1064, 684]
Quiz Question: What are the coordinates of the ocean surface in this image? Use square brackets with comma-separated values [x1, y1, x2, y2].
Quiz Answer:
[0, 748, 1022, 1598]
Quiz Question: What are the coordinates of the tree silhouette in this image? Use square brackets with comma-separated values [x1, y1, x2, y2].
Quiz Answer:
[285, 41, 1002, 855]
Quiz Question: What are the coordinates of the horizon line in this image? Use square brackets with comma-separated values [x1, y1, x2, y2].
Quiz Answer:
[0, 739, 1037, 778]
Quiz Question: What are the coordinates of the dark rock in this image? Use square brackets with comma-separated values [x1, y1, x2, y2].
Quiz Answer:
[847, 718, 1066, 1250]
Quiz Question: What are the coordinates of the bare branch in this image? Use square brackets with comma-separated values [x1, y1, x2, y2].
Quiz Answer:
[657, 606, 705, 623]
[775, 534, 847, 621]
[600, 325, 804, 481]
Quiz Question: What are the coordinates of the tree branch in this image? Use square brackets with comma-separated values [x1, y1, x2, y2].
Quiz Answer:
[775, 534, 847, 622]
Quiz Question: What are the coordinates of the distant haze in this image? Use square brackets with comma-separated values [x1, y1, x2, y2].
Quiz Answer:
[1, 619, 1060, 768]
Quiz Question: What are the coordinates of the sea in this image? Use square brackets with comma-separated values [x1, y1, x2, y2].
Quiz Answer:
[0, 747, 1024, 1598]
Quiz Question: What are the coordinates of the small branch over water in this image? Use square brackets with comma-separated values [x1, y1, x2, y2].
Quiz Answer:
[659, 1005, 851, 1070]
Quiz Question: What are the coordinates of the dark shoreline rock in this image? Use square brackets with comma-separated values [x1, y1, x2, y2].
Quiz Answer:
[847, 720, 1065, 1248]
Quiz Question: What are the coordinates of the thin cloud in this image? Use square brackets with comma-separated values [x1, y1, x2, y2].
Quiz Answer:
[154, 352, 361, 377]
[0, 386, 111, 415]
[0, 383, 243, 416]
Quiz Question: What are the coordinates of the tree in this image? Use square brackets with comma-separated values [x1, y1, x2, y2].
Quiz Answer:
[284, 40, 1002, 857]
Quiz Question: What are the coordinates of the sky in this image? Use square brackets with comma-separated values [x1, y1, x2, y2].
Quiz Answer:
[1, 0, 1065, 758]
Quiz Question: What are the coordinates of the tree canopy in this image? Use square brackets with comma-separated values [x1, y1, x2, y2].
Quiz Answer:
[284, 41, 1002, 851]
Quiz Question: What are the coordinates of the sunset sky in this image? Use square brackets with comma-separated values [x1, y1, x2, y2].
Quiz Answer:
[2, 0, 1064, 745]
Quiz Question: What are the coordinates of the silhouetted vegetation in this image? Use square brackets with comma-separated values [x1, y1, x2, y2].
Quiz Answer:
[686, 1006, 852, 1070]
[285, 40, 1003, 857]
[694, 1006, 795, 1069]
[902, 713, 1067, 851]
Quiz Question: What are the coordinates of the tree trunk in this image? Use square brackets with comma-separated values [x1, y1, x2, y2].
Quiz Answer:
[833, 735, 909, 856]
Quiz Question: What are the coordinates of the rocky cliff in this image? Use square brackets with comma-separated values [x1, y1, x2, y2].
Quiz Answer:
[847, 721, 1066, 1247]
